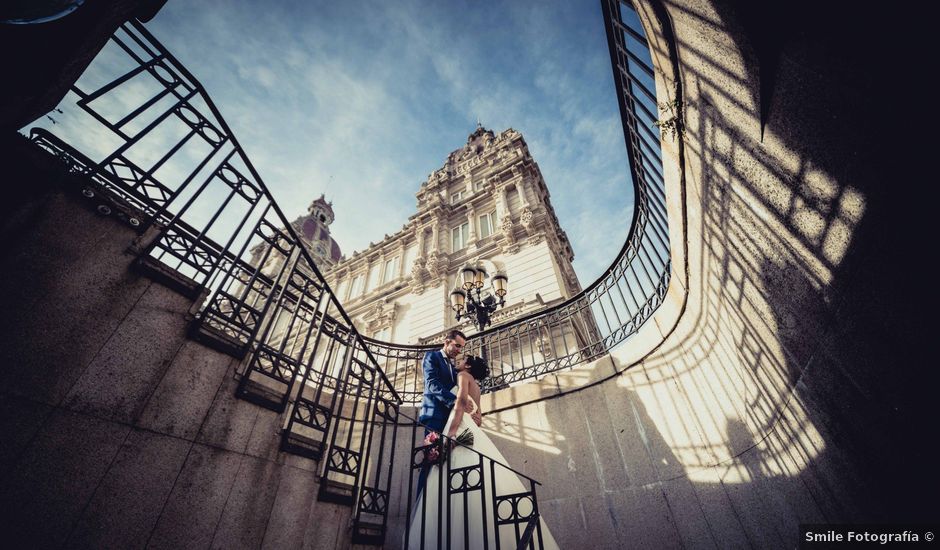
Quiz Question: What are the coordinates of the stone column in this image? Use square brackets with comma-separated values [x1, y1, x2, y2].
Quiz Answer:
[496, 186, 510, 219]
[365, 256, 375, 295]
[416, 225, 427, 255]
[377, 252, 386, 286]
[466, 206, 477, 247]
[397, 241, 407, 278]
[516, 173, 530, 209]
[430, 216, 440, 253]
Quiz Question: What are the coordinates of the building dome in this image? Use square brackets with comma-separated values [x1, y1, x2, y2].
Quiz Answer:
[291, 194, 342, 267]
[299, 217, 343, 263]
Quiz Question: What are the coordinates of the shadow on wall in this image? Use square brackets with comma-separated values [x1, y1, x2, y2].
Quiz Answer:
[471, 0, 930, 546]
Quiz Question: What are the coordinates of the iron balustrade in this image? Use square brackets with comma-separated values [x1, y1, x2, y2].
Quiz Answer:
[24, 0, 672, 545]
[29, 0, 669, 407]
[26, 19, 413, 544]
[401, 417, 548, 550]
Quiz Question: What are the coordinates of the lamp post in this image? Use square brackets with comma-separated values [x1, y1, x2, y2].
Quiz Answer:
[449, 264, 508, 333]
[449, 263, 507, 390]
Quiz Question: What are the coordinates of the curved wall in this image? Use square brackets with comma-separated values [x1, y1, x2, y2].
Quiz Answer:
[477, 1, 929, 547]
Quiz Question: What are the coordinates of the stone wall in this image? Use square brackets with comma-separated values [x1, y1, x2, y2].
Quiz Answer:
[0, 137, 367, 549]
[463, 1, 928, 548]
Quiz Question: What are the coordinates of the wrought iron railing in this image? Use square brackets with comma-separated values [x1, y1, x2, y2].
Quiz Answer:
[23, 0, 670, 545]
[401, 422, 549, 549]
[28, 1, 670, 410]
[24, 16, 563, 547]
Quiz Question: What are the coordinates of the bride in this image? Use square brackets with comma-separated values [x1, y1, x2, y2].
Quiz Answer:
[407, 355, 559, 550]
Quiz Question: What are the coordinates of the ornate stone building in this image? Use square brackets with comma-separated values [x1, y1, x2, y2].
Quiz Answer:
[324, 125, 585, 345]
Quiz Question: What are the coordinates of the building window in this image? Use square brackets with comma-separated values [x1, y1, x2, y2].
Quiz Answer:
[478, 210, 497, 239]
[452, 222, 470, 251]
[366, 262, 381, 293]
[451, 191, 463, 204]
[372, 327, 391, 341]
[335, 278, 348, 300]
[349, 273, 364, 298]
[383, 256, 400, 283]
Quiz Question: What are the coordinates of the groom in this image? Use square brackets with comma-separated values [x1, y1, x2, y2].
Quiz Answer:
[418, 329, 466, 437]
[417, 329, 479, 497]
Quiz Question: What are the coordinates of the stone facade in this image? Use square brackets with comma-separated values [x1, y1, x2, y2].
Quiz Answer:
[324, 126, 583, 344]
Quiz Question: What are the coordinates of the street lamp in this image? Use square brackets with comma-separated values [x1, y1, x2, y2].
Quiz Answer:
[449, 263, 508, 332]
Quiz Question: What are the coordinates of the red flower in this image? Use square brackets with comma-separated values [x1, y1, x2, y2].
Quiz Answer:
[422, 432, 445, 465]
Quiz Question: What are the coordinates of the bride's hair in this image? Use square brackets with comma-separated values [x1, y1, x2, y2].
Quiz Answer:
[464, 355, 490, 381]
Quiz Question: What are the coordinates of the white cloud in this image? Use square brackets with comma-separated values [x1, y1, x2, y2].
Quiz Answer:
[31, 0, 651, 287]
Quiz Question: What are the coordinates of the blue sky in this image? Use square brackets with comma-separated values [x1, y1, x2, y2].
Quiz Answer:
[60, 0, 635, 285]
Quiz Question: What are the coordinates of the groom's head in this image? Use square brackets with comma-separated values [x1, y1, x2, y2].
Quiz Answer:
[442, 329, 467, 360]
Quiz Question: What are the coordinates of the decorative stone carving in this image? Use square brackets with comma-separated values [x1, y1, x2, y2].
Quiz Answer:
[501, 216, 515, 239]
[500, 215, 518, 254]
[526, 234, 544, 246]
[364, 297, 398, 333]
[411, 255, 428, 282]
[520, 207, 534, 233]
[563, 265, 580, 293]
[410, 255, 430, 294]
[425, 250, 447, 282]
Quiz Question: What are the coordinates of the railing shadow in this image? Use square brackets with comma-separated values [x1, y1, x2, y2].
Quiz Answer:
[444, 0, 927, 546]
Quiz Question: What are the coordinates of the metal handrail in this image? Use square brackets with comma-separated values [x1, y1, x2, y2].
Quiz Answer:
[123, 22, 401, 398]
[24, 1, 672, 545]
[29, 0, 671, 410]
[517, 513, 541, 550]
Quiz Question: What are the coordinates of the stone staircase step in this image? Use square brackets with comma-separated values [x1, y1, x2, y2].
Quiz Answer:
[350, 521, 385, 546]
[280, 430, 325, 461]
[318, 479, 356, 506]
[133, 255, 203, 300]
[235, 376, 288, 413]
[189, 320, 250, 359]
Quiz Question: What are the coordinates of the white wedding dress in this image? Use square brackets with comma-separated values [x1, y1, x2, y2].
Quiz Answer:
[407, 386, 559, 550]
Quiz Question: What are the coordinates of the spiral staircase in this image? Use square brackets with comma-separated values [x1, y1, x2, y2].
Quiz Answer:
[0, 0, 926, 548]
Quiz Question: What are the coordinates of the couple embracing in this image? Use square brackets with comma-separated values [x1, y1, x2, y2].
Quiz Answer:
[409, 329, 558, 549]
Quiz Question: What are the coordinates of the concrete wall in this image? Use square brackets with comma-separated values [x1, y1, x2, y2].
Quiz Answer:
[462, 1, 930, 548]
[0, 138, 369, 550]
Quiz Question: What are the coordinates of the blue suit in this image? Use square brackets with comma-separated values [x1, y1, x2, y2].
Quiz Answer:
[416, 349, 457, 497]
[419, 350, 458, 433]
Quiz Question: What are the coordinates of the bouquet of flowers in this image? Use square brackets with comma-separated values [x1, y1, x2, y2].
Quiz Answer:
[422, 429, 474, 465]
[422, 432, 444, 465]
